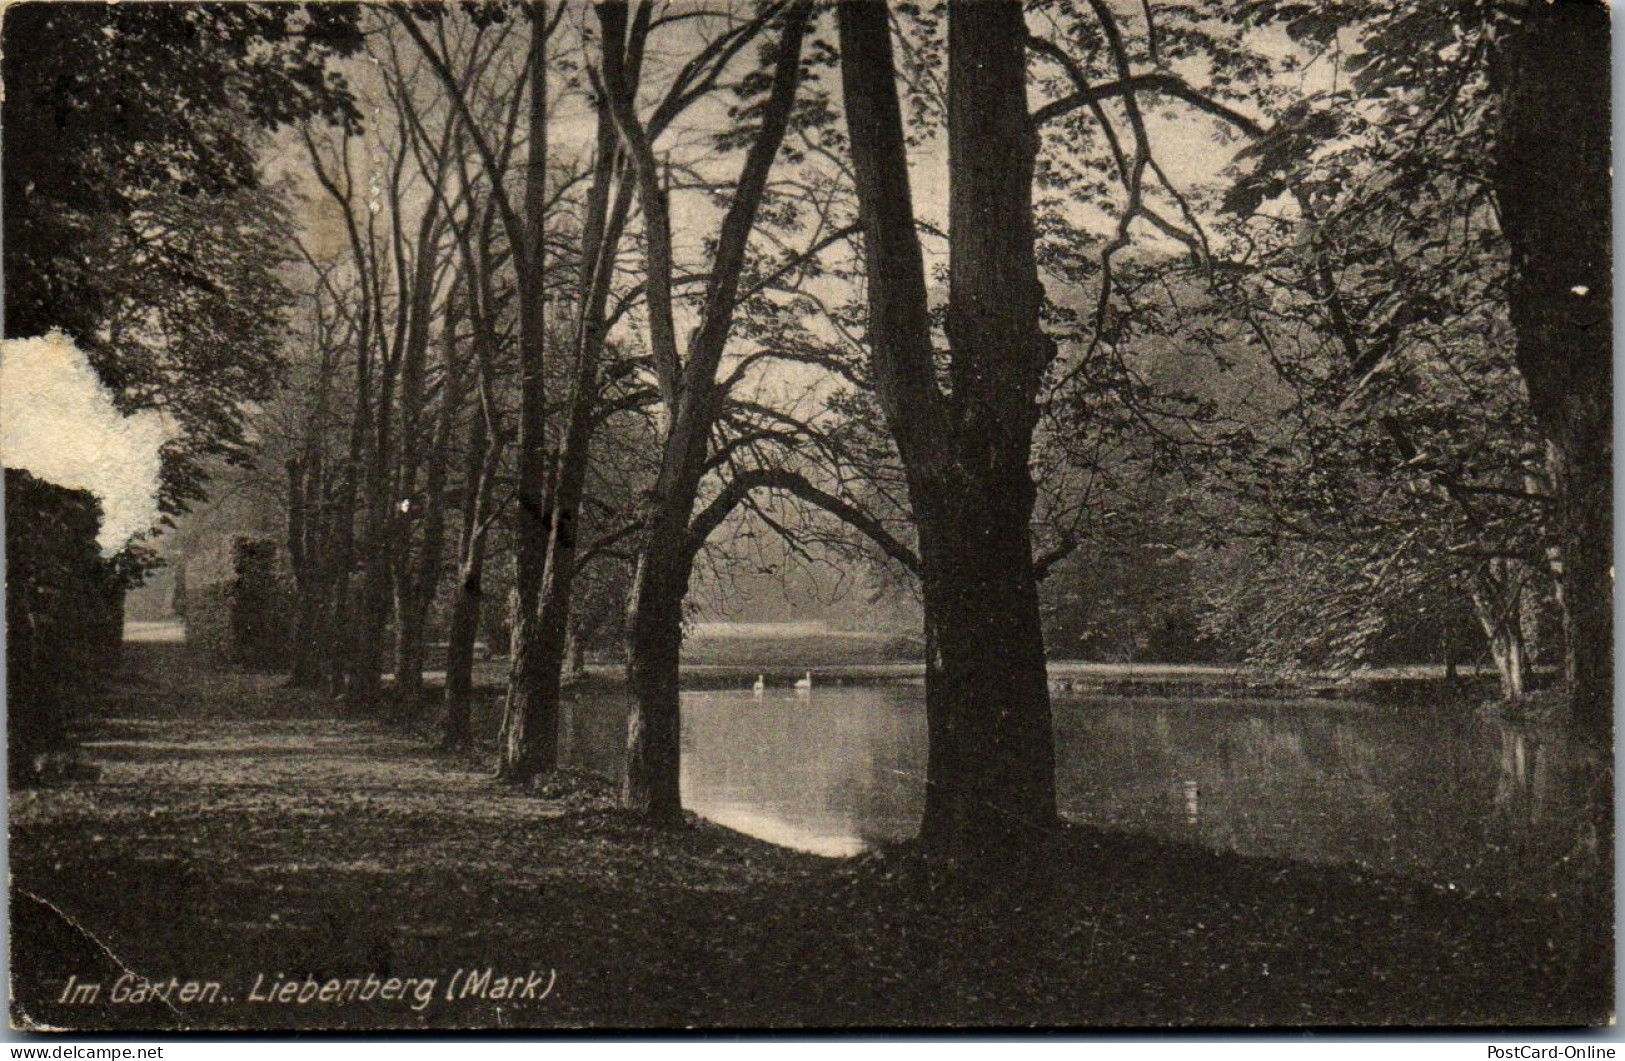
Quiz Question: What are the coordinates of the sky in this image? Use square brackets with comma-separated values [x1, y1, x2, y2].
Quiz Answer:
[1, 333, 171, 552]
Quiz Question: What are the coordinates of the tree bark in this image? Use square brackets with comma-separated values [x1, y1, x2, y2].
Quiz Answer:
[1494, 0, 1612, 739]
[1442, 628, 1460, 691]
[566, 622, 588, 680]
[839, 0, 1060, 860]
[349, 347, 397, 711]
[915, 506, 1057, 853]
[443, 404, 499, 750]
[622, 542, 689, 823]
[494, 8, 555, 780]
[299, 139, 371, 704]
[494, 50, 635, 780]
[394, 325, 458, 709]
[1475, 570, 1529, 701]
[285, 455, 328, 688]
[415, 286, 468, 700]
[441, 557, 483, 749]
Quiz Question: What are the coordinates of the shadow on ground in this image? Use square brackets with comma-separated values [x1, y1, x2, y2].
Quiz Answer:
[9, 644, 1612, 1030]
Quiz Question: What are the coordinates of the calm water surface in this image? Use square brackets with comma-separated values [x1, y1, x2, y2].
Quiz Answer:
[561, 685, 1596, 895]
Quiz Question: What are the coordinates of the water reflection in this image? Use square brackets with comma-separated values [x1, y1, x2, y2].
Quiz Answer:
[680, 689, 925, 856]
[1179, 779, 1200, 825]
[562, 685, 1596, 894]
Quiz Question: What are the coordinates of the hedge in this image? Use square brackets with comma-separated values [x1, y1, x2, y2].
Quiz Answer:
[179, 536, 291, 671]
[5, 469, 125, 781]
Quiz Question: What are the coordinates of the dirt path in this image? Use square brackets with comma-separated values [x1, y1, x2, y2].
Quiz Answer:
[9, 644, 1612, 1030]
[9, 647, 822, 1031]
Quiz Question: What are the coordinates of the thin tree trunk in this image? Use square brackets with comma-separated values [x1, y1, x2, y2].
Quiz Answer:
[566, 621, 588, 680]
[299, 133, 374, 705]
[609, 1, 811, 817]
[351, 354, 397, 711]
[443, 403, 498, 749]
[1485, 623, 1529, 701]
[330, 348, 370, 701]
[495, 72, 634, 780]
[495, 9, 554, 780]
[395, 311, 462, 708]
[1475, 564, 1531, 700]
[390, 302, 432, 706]
[286, 455, 327, 688]
[441, 552, 485, 749]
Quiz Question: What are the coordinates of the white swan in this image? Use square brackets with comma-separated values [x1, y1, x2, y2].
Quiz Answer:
[793, 670, 812, 695]
[752, 674, 765, 698]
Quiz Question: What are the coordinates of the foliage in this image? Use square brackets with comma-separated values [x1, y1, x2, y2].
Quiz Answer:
[180, 537, 292, 672]
[1181, 0, 1557, 673]
[2, 2, 364, 515]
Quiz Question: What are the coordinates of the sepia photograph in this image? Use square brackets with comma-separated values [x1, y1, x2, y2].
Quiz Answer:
[2, 0, 1614, 1034]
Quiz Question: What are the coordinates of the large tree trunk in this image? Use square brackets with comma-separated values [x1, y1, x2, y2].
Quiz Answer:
[622, 541, 689, 823]
[934, 0, 1059, 851]
[503, 451, 584, 777]
[619, 397, 712, 818]
[916, 501, 1057, 853]
[1494, 0, 1612, 740]
[839, 0, 1059, 860]
[494, 11, 554, 780]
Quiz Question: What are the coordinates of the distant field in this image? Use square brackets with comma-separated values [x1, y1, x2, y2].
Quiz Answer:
[680, 626, 923, 669]
[123, 619, 184, 643]
[689, 620, 851, 639]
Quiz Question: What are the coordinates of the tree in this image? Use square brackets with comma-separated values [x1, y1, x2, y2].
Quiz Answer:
[1196, 120, 1554, 697]
[839, 0, 1059, 858]
[297, 104, 459, 710]
[1493, 0, 1611, 736]
[281, 259, 353, 688]
[493, 2, 638, 781]
[609, 0, 819, 820]
[398, 0, 561, 741]
[1226, 0, 1612, 737]
[2, 2, 363, 516]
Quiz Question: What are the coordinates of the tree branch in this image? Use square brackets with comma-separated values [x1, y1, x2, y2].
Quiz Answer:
[687, 466, 919, 574]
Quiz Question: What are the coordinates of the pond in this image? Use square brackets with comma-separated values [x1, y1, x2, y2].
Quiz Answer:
[559, 684, 1601, 897]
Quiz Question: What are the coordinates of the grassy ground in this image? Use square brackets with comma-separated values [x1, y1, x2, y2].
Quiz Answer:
[9, 643, 1611, 1031]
